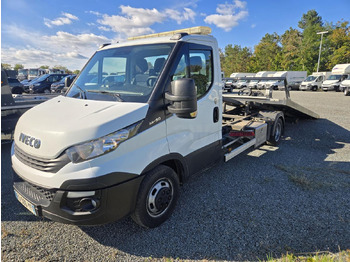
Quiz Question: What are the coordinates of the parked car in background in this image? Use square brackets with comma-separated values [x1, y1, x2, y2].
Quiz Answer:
[7, 78, 25, 94]
[27, 73, 68, 93]
[51, 74, 76, 93]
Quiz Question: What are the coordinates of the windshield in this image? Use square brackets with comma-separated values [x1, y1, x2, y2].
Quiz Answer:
[29, 69, 39, 75]
[67, 43, 174, 103]
[327, 75, 341, 80]
[33, 74, 49, 83]
[18, 69, 28, 75]
[305, 76, 317, 82]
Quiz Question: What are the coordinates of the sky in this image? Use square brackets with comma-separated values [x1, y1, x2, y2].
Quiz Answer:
[1, 0, 349, 71]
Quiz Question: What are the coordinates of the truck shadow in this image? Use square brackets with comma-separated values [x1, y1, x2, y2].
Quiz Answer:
[2, 118, 350, 261]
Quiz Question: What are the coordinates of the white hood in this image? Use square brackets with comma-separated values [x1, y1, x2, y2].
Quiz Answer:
[14, 96, 149, 158]
[322, 80, 339, 85]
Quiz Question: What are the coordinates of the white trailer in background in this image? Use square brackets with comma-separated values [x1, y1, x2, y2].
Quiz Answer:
[299, 72, 331, 91]
[322, 64, 350, 92]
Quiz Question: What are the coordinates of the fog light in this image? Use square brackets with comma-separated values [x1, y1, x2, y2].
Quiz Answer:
[64, 190, 101, 213]
[79, 198, 100, 212]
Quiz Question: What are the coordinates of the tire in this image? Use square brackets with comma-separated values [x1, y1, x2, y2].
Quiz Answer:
[312, 86, 317, 91]
[44, 88, 51, 94]
[238, 87, 252, 96]
[268, 117, 284, 146]
[345, 87, 350, 96]
[335, 86, 340, 92]
[131, 165, 180, 228]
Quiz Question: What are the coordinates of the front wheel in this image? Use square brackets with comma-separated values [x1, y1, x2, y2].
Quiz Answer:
[131, 165, 179, 228]
[43, 88, 51, 94]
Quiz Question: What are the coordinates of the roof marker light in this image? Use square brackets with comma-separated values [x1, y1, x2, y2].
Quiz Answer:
[127, 26, 212, 41]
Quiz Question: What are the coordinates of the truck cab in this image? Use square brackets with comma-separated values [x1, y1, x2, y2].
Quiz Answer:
[11, 27, 223, 227]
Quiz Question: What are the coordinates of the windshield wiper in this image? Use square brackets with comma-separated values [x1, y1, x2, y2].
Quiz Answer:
[73, 83, 87, 99]
[87, 90, 124, 102]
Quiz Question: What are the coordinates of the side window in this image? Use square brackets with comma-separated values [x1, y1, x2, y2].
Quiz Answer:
[189, 50, 213, 97]
[172, 55, 187, 81]
[169, 46, 213, 98]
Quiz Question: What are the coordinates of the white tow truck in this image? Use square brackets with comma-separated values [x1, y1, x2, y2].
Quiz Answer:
[11, 27, 319, 228]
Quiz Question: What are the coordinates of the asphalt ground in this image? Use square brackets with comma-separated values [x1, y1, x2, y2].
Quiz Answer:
[1, 90, 350, 261]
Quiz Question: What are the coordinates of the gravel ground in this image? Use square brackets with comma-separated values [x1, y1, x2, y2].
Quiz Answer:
[1, 91, 350, 261]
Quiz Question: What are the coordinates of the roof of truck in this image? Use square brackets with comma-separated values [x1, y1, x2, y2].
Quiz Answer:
[101, 26, 216, 51]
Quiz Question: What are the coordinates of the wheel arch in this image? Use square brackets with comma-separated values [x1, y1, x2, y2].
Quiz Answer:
[141, 153, 189, 185]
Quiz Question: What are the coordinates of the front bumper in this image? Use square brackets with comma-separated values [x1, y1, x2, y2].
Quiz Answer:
[13, 170, 143, 225]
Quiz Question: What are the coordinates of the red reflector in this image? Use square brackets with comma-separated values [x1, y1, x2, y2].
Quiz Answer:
[229, 131, 255, 137]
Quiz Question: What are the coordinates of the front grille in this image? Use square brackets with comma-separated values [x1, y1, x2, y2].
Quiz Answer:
[14, 144, 70, 173]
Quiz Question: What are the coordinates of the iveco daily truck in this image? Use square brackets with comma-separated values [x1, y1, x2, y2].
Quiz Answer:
[11, 27, 318, 228]
[322, 64, 350, 92]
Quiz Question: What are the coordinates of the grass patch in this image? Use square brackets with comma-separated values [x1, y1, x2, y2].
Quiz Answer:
[262, 250, 350, 262]
[275, 165, 350, 190]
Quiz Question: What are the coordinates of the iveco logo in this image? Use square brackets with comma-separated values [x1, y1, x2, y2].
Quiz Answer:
[19, 133, 41, 149]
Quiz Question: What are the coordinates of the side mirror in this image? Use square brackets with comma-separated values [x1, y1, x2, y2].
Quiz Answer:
[165, 78, 197, 119]
[65, 76, 74, 87]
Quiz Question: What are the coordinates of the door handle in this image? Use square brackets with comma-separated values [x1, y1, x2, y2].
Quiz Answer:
[213, 107, 219, 123]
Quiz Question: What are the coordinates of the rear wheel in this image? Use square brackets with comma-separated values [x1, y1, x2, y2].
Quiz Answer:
[44, 88, 51, 94]
[268, 118, 284, 146]
[131, 165, 179, 228]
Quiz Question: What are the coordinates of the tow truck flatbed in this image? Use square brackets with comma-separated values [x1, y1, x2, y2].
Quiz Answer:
[222, 76, 320, 119]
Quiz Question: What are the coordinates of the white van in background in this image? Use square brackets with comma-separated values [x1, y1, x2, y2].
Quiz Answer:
[225, 72, 255, 91]
[340, 79, 350, 96]
[267, 71, 307, 90]
[248, 71, 275, 89]
[322, 64, 350, 92]
[300, 72, 331, 91]
[257, 72, 276, 89]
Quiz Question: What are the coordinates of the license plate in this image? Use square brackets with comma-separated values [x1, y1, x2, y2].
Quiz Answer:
[14, 190, 37, 216]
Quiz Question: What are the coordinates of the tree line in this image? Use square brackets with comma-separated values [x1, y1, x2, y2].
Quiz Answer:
[221, 10, 350, 76]
[1, 63, 80, 75]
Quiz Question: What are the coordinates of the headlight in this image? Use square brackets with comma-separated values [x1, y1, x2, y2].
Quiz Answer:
[66, 121, 142, 163]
